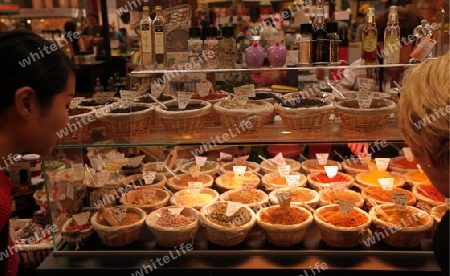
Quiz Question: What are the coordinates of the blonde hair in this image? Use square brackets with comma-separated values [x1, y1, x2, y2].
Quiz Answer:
[396, 52, 450, 166]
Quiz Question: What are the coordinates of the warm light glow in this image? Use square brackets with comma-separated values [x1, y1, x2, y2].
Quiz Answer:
[281, 131, 291, 134]
[26, 20, 31, 24]
[40, 19, 45, 23]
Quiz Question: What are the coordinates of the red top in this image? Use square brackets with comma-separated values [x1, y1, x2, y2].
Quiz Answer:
[0, 170, 19, 276]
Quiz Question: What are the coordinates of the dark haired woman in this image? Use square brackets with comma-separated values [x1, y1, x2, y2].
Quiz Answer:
[0, 30, 76, 276]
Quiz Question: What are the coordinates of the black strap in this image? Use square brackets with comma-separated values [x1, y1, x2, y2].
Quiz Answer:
[0, 221, 9, 275]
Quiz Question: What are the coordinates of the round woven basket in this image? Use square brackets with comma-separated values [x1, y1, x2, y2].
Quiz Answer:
[274, 98, 334, 133]
[219, 161, 261, 175]
[58, 110, 95, 144]
[179, 161, 220, 177]
[143, 162, 180, 179]
[122, 173, 167, 189]
[301, 159, 342, 174]
[170, 188, 219, 210]
[91, 206, 146, 247]
[314, 205, 371, 248]
[261, 172, 307, 192]
[61, 218, 94, 250]
[76, 97, 121, 128]
[268, 187, 319, 209]
[99, 103, 155, 138]
[307, 172, 355, 191]
[388, 156, 418, 174]
[260, 158, 302, 174]
[134, 94, 177, 126]
[199, 201, 256, 247]
[219, 188, 270, 211]
[403, 170, 431, 187]
[215, 172, 260, 193]
[119, 188, 171, 213]
[361, 186, 417, 209]
[247, 92, 282, 124]
[155, 100, 212, 134]
[412, 184, 447, 207]
[341, 158, 370, 177]
[335, 98, 396, 132]
[319, 189, 365, 208]
[256, 206, 314, 247]
[369, 203, 433, 248]
[355, 171, 406, 189]
[145, 206, 199, 247]
[213, 99, 274, 134]
[167, 173, 214, 192]
[336, 91, 390, 102]
[191, 92, 230, 125]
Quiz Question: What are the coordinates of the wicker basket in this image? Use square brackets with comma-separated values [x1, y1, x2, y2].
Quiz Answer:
[122, 173, 167, 189]
[219, 161, 261, 175]
[119, 188, 171, 213]
[58, 110, 95, 144]
[319, 189, 365, 208]
[355, 171, 406, 189]
[191, 92, 230, 125]
[170, 188, 219, 210]
[213, 100, 274, 134]
[199, 201, 256, 247]
[145, 206, 199, 247]
[143, 162, 181, 179]
[256, 206, 314, 247]
[167, 173, 214, 192]
[90, 206, 146, 247]
[274, 98, 334, 133]
[76, 97, 121, 128]
[362, 186, 417, 209]
[341, 158, 370, 177]
[179, 161, 220, 177]
[388, 156, 418, 174]
[260, 158, 302, 174]
[307, 172, 355, 191]
[314, 205, 371, 248]
[61, 217, 94, 250]
[134, 94, 176, 126]
[335, 98, 396, 132]
[369, 203, 433, 248]
[248, 92, 282, 124]
[403, 170, 431, 187]
[412, 184, 446, 207]
[215, 172, 260, 193]
[155, 100, 212, 134]
[268, 187, 319, 209]
[301, 159, 342, 174]
[261, 172, 307, 192]
[336, 91, 390, 102]
[219, 188, 270, 211]
[99, 103, 155, 139]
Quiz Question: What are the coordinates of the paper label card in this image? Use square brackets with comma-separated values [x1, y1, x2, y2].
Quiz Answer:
[378, 178, 394, 190]
[356, 92, 373, 109]
[316, 153, 329, 166]
[128, 155, 145, 167]
[233, 166, 247, 178]
[417, 164, 423, 171]
[235, 95, 248, 106]
[188, 182, 203, 195]
[392, 193, 408, 211]
[402, 147, 414, 162]
[240, 84, 256, 97]
[338, 199, 355, 215]
[219, 152, 233, 161]
[272, 152, 286, 166]
[112, 205, 127, 222]
[226, 202, 241, 216]
[96, 171, 111, 183]
[357, 78, 375, 92]
[143, 171, 156, 185]
[196, 82, 211, 97]
[331, 182, 347, 192]
[150, 83, 165, 98]
[234, 155, 249, 166]
[242, 179, 258, 191]
[177, 92, 192, 109]
[278, 165, 291, 177]
[142, 189, 157, 202]
[375, 158, 390, 171]
[189, 164, 200, 178]
[324, 166, 338, 178]
[72, 211, 90, 226]
[168, 207, 184, 216]
[286, 174, 301, 187]
[90, 157, 103, 171]
[66, 182, 75, 200]
[120, 90, 137, 102]
[195, 156, 207, 166]
[277, 192, 291, 208]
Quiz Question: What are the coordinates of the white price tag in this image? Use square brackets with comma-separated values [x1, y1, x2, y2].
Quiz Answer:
[196, 82, 211, 97]
[240, 84, 256, 97]
[150, 83, 165, 98]
[72, 211, 90, 226]
[168, 207, 184, 216]
[188, 182, 203, 194]
[324, 166, 339, 178]
[277, 191, 291, 208]
[90, 157, 103, 171]
[338, 199, 355, 215]
[378, 178, 394, 190]
[177, 92, 192, 109]
[402, 147, 414, 162]
[272, 152, 286, 166]
[235, 95, 248, 106]
[356, 92, 373, 109]
[392, 193, 408, 211]
[96, 171, 111, 183]
[195, 156, 207, 166]
[112, 205, 127, 222]
[120, 90, 137, 102]
[285, 175, 301, 187]
[220, 152, 233, 161]
[417, 164, 423, 171]
[189, 164, 200, 178]
[66, 182, 75, 200]
[142, 189, 157, 202]
[127, 155, 145, 167]
[316, 153, 329, 166]
[331, 182, 347, 192]
[234, 155, 249, 166]
[143, 171, 156, 185]
[375, 158, 390, 171]
[226, 202, 241, 216]
[278, 165, 291, 176]
[242, 179, 258, 190]
[357, 78, 375, 92]
[233, 166, 247, 178]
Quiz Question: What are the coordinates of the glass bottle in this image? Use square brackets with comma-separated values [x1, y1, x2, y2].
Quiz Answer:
[218, 26, 236, 69]
[203, 27, 219, 69]
[312, 2, 329, 65]
[94, 77, 104, 93]
[361, 7, 378, 65]
[298, 23, 312, 66]
[188, 27, 203, 67]
[139, 6, 153, 69]
[153, 6, 166, 69]
[384, 6, 400, 64]
[326, 21, 340, 65]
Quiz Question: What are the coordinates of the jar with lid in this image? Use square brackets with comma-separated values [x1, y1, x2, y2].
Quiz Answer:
[244, 41, 265, 68]
[326, 21, 340, 65]
[298, 23, 312, 65]
[188, 27, 203, 67]
[218, 26, 236, 69]
[203, 26, 219, 69]
[22, 154, 41, 178]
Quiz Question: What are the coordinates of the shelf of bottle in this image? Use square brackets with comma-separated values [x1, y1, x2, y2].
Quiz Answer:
[130, 63, 416, 77]
[54, 116, 403, 149]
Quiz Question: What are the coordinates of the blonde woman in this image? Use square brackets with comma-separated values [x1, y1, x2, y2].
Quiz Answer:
[396, 52, 449, 274]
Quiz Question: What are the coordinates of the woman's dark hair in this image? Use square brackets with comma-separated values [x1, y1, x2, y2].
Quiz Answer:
[0, 30, 75, 113]
[64, 21, 77, 33]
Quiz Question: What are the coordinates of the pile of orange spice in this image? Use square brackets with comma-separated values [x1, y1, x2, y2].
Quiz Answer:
[260, 207, 309, 225]
[418, 185, 446, 202]
[321, 190, 361, 205]
[312, 173, 348, 183]
[364, 186, 413, 203]
[389, 158, 417, 169]
[319, 208, 368, 227]
[406, 170, 430, 183]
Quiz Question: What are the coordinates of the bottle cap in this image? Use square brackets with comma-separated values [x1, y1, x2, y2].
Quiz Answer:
[204, 26, 217, 37]
[300, 23, 313, 34]
[143, 6, 149, 11]
[325, 22, 338, 33]
[222, 26, 234, 38]
[189, 27, 201, 37]
[155, 6, 162, 11]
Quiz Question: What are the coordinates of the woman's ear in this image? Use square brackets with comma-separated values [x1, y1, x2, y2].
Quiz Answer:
[14, 87, 37, 120]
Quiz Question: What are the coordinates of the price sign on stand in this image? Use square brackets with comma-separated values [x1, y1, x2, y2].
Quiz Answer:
[188, 182, 202, 195]
[356, 92, 373, 109]
[168, 207, 184, 216]
[113, 205, 127, 222]
[402, 147, 414, 162]
[195, 156, 207, 167]
[338, 199, 355, 215]
[392, 193, 408, 211]
[242, 179, 258, 191]
[96, 171, 111, 184]
[234, 155, 249, 166]
[220, 152, 233, 161]
[143, 171, 156, 185]
[277, 191, 291, 208]
[143, 189, 157, 202]
[324, 166, 338, 178]
[177, 92, 192, 109]
[331, 182, 347, 192]
[233, 86, 250, 105]
[378, 178, 394, 190]
[357, 78, 375, 92]
[226, 202, 241, 216]
[240, 84, 256, 98]
[128, 155, 145, 168]
[120, 90, 137, 103]
[72, 211, 90, 226]
[196, 82, 211, 97]
[272, 152, 286, 167]
[66, 182, 75, 200]
[90, 157, 103, 171]
[150, 83, 165, 98]
[375, 158, 390, 171]
[233, 166, 247, 178]
[286, 175, 301, 187]
[316, 153, 329, 166]
[189, 164, 201, 178]
[278, 165, 291, 177]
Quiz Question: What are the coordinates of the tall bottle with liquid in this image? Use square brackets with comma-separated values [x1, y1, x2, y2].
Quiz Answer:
[139, 6, 153, 69]
[361, 7, 378, 65]
[384, 6, 400, 64]
[311, 1, 329, 65]
[153, 5, 167, 69]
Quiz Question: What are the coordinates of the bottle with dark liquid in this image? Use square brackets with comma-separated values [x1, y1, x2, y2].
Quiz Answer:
[361, 7, 378, 65]
[153, 5, 166, 69]
[312, 2, 329, 65]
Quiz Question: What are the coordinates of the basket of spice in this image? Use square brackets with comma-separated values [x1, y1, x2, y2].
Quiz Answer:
[247, 92, 282, 124]
[219, 189, 269, 210]
[335, 98, 396, 132]
[155, 100, 212, 134]
[134, 94, 176, 125]
[61, 215, 94, 250]
[369, 203, 433, 248]
[119, 188, 171, 213]
[256, 205, 314, 247]
[314, 205, 371, 248]
[355, 170, 405, 189]
[341, 158, 370, 177]
[179, 160, 220, 177]
[191, 91, 230, 125]
[412, 183, 447, 207]
[403, 170, 431, 187]
[219, 161, 261, 175]
[388, 156, 419, 174]
[199, 201, 257, 247]
[362, 186, 416, 209]
[167, 173, 214, 192]
[59, 109, 95, 144]
[145, 206, 199, 247]
[307, 172, 355, 191]
[143, 161, 181, 179]
[301, 159, 341, 174]
[213, 99, 274, 134]
[77, 97, 121, 128]
[123, 173, 167, 189]
[215, 172, 260, 193]
[319, 189, 365, 208]
[99, 103, 155, 138]
[274, 96, 334, 133]
[170, 188, 219, 210]
[261, 172, 307, 192]
[91, 205, 146, 247]
[260, 158, 302, 174]
[268, 187, 320, 209]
